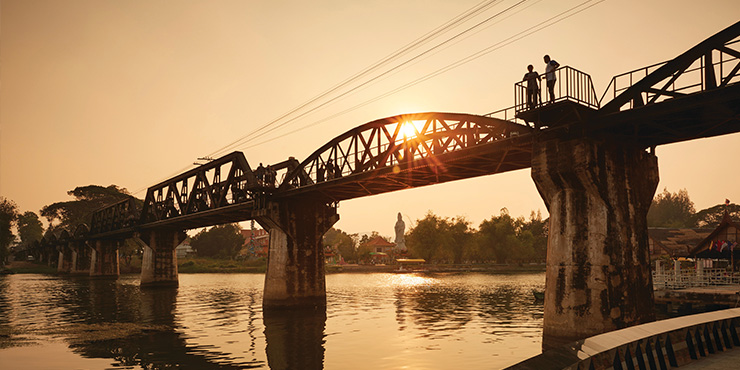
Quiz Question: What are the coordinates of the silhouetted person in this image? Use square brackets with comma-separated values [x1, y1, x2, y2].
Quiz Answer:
[265, 165, 276, 187]
[326, 159, 334, 180]
[522, 64, 540, 109]
[334, 161, 342, 178]
[543, 55, 560, 103]
[317, 164, 325, 182]
[255, 163, 265, 186]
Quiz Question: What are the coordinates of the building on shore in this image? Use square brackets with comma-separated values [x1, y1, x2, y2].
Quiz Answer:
[648, 228, 713, 261]
[239, 228, 269, 259]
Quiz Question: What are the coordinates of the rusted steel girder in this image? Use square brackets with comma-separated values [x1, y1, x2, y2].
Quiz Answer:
[140, 151, 260, 225]
[600, 21, 740, 113]
[277, 112, 532, 202]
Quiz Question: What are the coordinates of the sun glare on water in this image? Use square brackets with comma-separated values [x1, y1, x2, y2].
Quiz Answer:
[385, 273, 439, 288]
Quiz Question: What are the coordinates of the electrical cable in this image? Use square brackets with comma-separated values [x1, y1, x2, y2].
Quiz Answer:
[236, 0, 604, 151]
[209, 0, 529, 158]
[206, 0, 507, 158]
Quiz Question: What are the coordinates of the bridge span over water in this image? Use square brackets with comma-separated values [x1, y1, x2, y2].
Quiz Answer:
[35, 21, 740, 349]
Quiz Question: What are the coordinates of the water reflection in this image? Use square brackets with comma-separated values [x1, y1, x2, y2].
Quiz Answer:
[0, 273, 545, 369]
[263, 308, 326, 370]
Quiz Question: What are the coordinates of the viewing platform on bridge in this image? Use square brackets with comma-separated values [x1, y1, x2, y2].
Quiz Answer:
[514, 66, 600, 128]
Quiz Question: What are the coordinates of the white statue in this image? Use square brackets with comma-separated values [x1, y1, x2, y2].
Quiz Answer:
[394, 212, 407, 252]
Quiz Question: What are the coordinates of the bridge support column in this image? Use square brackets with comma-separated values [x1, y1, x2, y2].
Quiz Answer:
[531, 137, 658, 349]
[70, 242, 91, 275]
[57, 245, 73, 273]
[138, 230, 186, 288]
[90, 239, 120, 278]
[258, 199, 339, 309]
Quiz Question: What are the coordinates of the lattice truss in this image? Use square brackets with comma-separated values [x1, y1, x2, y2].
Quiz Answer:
[139, 152, 260, 223]
[602, 22, 740, 112]
[90, 197, 139, 234]
[280, 112, 526, 191]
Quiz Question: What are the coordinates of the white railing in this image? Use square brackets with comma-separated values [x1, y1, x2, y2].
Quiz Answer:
[653, 267, 740, 290]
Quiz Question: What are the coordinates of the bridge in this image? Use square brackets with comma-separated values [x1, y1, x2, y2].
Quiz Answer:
[34, 21, 740, 349]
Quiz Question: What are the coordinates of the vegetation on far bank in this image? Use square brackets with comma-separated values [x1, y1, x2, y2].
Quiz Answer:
[177, 257, 266, 273]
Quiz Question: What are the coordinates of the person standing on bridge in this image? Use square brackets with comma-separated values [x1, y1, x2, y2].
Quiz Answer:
[522, 64, 540, 109]
[543, 55, 560, 103]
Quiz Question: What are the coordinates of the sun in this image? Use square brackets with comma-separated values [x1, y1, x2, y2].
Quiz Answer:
[400, 121, 422, 138]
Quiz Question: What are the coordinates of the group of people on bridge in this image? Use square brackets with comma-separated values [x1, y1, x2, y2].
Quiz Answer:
[316, 159, 342, 182]
[522, 54, 560, 109]
[255, 163, 277, 187]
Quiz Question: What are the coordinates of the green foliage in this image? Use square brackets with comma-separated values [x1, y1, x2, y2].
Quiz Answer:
[406, 212, 447, 262]
[17, 211, 44, 245]
[693, 203, 740, 228]
[647, 188, 696, 228]
[405, 212, 474, 264]
[0, 197, 19, 265]
[520, 210, 548, 259]
[40, 185, 137, 229]
[404, 209, 548, 264]
[478, 208, 523, 264]
[323, 228, 357, 262]
[190, 223, 246, 259]
[177, 257, 266, 273]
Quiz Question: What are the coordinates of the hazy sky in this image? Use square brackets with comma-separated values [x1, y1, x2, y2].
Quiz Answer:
[2, 0, 739, 237]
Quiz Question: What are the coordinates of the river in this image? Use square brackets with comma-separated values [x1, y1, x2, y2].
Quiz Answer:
[0, 272, 545, 369]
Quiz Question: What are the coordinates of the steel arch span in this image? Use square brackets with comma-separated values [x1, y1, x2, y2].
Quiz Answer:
[277, 112, 533, 202]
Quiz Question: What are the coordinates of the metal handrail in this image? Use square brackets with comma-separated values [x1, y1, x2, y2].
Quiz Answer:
[514, 65, 600, 113]
[483, 105, 530, 127]
[599, 39, 740, 109]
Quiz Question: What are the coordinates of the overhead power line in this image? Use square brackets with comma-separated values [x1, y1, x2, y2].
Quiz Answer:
[207, 0, 522, 159]
[235, 0, 604, 152]
[131, 0, 517, 196]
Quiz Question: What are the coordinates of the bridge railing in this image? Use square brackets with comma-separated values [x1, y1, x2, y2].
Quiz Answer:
[507, 307, 740, 370]
[514, 65, 600, 113]
[484, 105, 530, 127]
[599, 39, 740, 111]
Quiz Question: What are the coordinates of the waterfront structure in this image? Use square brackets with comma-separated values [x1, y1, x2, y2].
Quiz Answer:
[239, 227, 269, 258]
[363, 236, 396, 264]
[648, 228, 713, 260]
[31, 21, 740, 347]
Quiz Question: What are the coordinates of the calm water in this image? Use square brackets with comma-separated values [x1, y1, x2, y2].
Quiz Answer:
[0, 272, 545, 369]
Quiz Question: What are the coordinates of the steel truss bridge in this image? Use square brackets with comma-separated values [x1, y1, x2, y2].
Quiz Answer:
[35, 21, 740, 250]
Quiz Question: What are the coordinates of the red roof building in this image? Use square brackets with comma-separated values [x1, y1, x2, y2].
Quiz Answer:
[240, 228, 269, 258]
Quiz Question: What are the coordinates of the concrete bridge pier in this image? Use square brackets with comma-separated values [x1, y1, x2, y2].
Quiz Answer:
[70, 241, 91, 275]
[257, 199, 339, 309]
[137, 230, 186, 288]
[90, 239, 120, 278]
[531, 137, 659, 349]
[57, 245, 73, 273]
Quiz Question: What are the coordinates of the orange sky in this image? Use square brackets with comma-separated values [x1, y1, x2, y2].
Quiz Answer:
[1, 0, 739, 237]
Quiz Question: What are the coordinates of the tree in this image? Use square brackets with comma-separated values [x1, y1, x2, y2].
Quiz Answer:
[693, 202, 740, 228]
[40, 185, 137, 229]
[478, 208, 523, 264]
[17, 211, 44, 246]
[406, 212, 448, 262]
[647, 188, 696, 228]
[190, 223, 246, 259]
[323, 228, 356, 262]
[520, 210, 548, 261]
[446, 217, 473, 264]
[0, 197, 19, 265]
